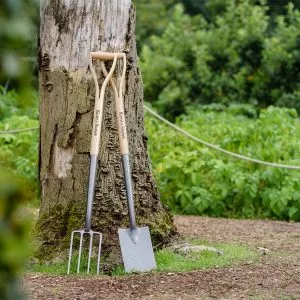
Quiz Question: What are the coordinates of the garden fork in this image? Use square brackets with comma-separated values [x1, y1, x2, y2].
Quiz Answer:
[67, 52, 121, 275]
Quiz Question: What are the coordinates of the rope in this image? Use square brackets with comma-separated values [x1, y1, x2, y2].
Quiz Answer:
[144, 105, 300, 170]
[0, 127, 38, 134]
[2, 105, 300, 170]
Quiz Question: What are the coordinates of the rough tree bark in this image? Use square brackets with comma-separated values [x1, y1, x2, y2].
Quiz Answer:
[36, 0, 177, 267]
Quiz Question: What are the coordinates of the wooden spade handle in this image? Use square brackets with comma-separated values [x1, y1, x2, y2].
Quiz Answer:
[115, 97, 129, 155]
[100, 55, 137, 230]
[100, 55, 128, 155]
[91, 51, 124, 61]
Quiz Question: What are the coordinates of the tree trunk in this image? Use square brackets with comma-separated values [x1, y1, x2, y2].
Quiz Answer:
[36, 0, 177, 268]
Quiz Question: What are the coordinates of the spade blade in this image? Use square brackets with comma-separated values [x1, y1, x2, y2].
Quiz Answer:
[118, 226, 157, 273]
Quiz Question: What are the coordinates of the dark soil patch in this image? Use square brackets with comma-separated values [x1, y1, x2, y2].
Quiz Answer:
[23, 216, 300, 299]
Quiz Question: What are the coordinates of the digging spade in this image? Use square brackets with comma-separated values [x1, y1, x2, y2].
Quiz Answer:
[100, 53, 157, 273]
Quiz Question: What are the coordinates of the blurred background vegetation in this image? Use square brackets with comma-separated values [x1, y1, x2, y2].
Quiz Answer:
[139, 0, 300, 117]
[1, 4, 300, 292]
[1, 0, 300, 294]
[0, 0, 38, 298]
[136, 0, 300, 222]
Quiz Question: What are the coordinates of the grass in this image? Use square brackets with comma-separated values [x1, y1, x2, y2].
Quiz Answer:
[32, 260, 71, 275]
[30, 239, 258, 276]
[31, 252, 101, 275]
[156, 240, 257, 273]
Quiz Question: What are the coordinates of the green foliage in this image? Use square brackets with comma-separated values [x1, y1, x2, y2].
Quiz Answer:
[0, 0, 38, 297]
[134, 0, 300, 50]
[0, 86, 38, 119]
[181, 0, 300, 18]
[0, 0, 38, 86]
[267, 0, 300, 17]
[145, 105, 300, 221]
[180, 0, 232, 18]
[0, 88, 39, 203]
[0, 171, 32, 300]
[140, 1, 300, 117]
[134, 0, 176, 48]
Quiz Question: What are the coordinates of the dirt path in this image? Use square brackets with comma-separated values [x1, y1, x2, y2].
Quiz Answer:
[23, 216, 300, 299]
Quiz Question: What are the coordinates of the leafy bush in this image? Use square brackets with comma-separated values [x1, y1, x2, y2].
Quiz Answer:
[0, 170, 32, 300]
[145, 105, 300, 221]
[0, 86, 38, 119]
[181, 0, 300, 18]
[134, 0, 176, 48]
[141, 1, 300, 117]
[0, 87, 39, 203]
[0, 1, 38, 297]
[0, 0, 38, 86]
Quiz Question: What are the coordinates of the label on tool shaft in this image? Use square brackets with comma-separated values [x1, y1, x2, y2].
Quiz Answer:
[93, 109, 100, 137]
[119, 111, 126, 140]
[118, 111, 129, 155]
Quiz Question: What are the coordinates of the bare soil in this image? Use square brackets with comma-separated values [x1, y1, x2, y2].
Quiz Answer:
[23, 216, 300, 299]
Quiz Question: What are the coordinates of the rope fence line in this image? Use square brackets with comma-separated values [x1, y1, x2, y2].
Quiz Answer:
[144, 105, 300, 170]
[0, 127, 39, 134]
[1, 106, 300, 170]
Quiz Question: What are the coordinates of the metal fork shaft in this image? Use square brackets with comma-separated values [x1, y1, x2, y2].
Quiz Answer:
[85, 155, 98, 230]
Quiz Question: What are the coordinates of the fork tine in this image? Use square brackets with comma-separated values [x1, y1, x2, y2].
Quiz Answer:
[77, 231, 84, 273]
[67, 231, 75, 275]
[96, 233, 102, 275]
[67, 230, 102, 274]
[87, 232, 93, 274]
